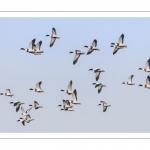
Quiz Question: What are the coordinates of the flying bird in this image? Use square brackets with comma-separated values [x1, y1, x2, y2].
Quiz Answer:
[60, 80, 73, 95]
[10, 101, 25, 112]
[70, 89, 81, 104]
[69, 50, 85, 65]
[138, 59, 150, 72]
[65, 107, 74, 111]
[0, 89, 14, 97]
[46, 27, 60, 47]
[24, 114, 34, 123]
[29, 101, 43, 110]
[138, 75, 150, 89]
[64, 100, 74, 111]
[98, 101, 111, 112]
[21, 106, 32, 116]
[93, 83, 106, 94]
[20, 38, 36, 52]
[122, 75, 135, 85]
[29, 81, 44, 92]
[17, 118, 26, 126]
[84, 39, 100, 55]
[29, 41, 44, 55]
[89, 68, 105, 81]
[110, 34, 127, 55]
[58, 100, 72, 110]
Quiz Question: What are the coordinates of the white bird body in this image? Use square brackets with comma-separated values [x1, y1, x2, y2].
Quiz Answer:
[65, 107, 74, 111]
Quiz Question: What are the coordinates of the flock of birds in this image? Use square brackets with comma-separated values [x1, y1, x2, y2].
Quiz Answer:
[2, 27, 150, 126]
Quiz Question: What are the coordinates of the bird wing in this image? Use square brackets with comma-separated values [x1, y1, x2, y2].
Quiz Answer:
[100, 101, 107, 104]
[36, 81, 42, 89]
[26, 114, 31, 120]
[66, 100, 70, 106]
[73, 54, 80, 65]
[63, 100, 66, 105]
[146, 76, 150, 85]
[16, 104, 21, 112]
[103, 106, 107, 112]
[146, 59, 150, 69]
[128, 75, 134, 83]
[118, 34, 124, 44]
[22, 120, 25, 126]
[21, 107, 25, 113]
[95, 83, 100, 88]
[67, 108, 74, 111]
[98, 85, 102, 93]
[72, 89, 77, 101]
[94, 68, 100, 72]
[113, 46, 119, 55]
[95, 72, 100, 81]
[35, 41, 42, 50]
[13, 101, 20, 106]
[34, 101, 39, 106]
[52, 28, 56, 35]
[68, 80, 72, 91]
[6, 89, 11, 94]
[92, 39, 97, 47]
[28, 38, 36, 49]
[87, 48, 93, 55]
[75, 50, 81, 53]
[50, 37, 56, 47]
[26, 107, 32, 113]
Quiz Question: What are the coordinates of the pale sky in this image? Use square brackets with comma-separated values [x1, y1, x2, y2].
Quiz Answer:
[0, 18, 150, 132]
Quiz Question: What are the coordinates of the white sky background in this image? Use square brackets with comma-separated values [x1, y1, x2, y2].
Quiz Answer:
[1, 0, 150, 150]
[1, 17, 150, 133]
